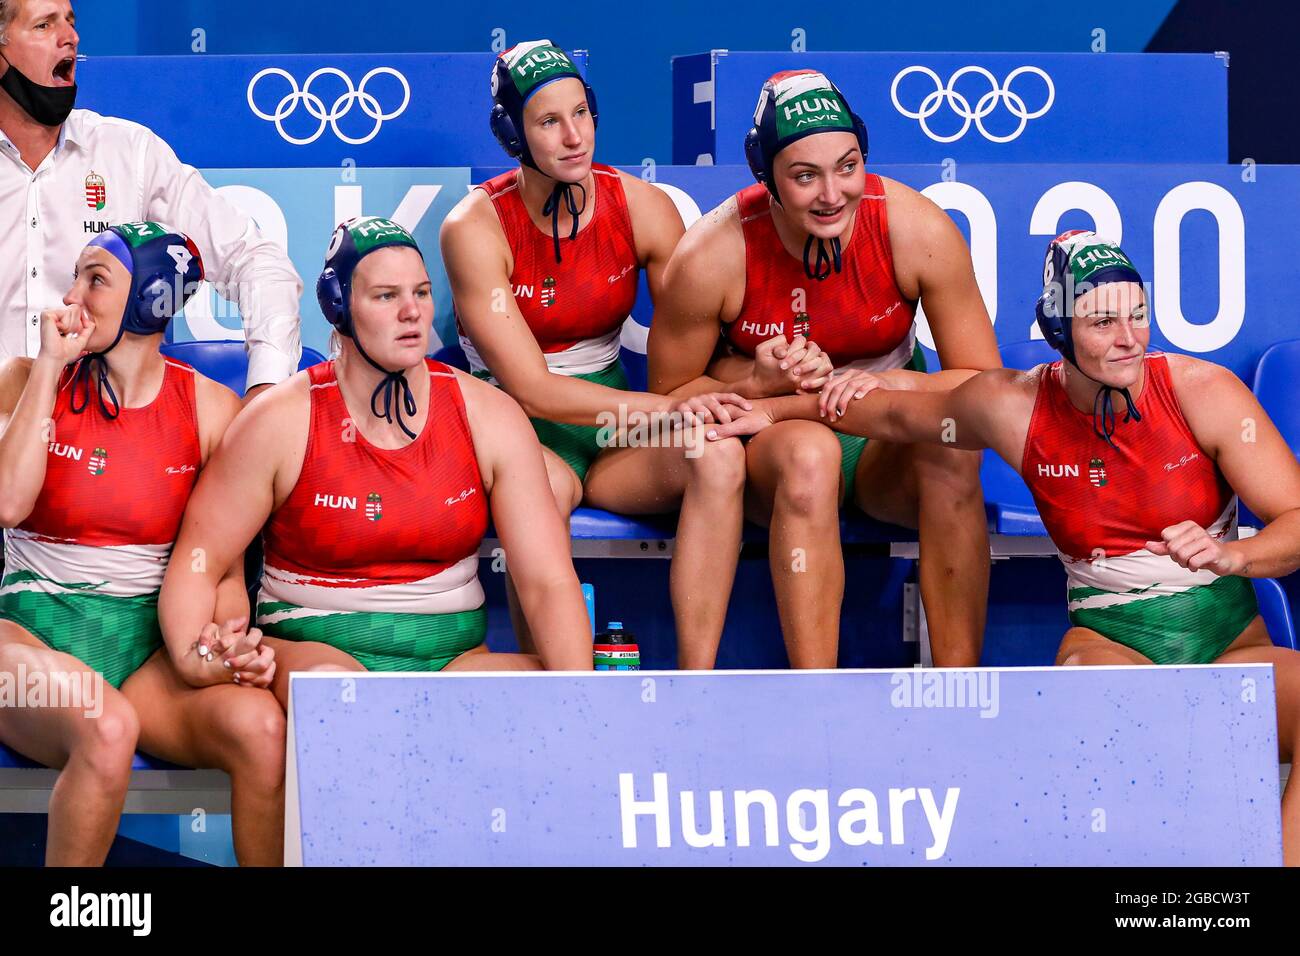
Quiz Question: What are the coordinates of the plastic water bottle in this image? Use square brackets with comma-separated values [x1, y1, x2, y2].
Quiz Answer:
[594, 622, 640, 670]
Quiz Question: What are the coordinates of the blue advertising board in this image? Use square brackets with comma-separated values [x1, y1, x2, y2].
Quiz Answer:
[76, 1, 1182, 165]
[177, 167, 470, 359]
[75, 52, 587, 169]
[177, 162, 1295, 387]
[634, 163, 1275, 383]
[285, 666, 1281, 865]
[673, 52, 1228, 166]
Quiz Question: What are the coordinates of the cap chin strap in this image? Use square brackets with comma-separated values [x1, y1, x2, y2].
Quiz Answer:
[540, 179, 587, 265]
[1091, 383, 1142, 450]
[802, 234, 842, 281]
[1063, 348, 1143, 450]
[69, 322, 130, 420]
[351, 333, 418, 441]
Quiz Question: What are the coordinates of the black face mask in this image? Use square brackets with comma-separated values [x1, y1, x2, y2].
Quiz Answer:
[0, 55, 77, 127]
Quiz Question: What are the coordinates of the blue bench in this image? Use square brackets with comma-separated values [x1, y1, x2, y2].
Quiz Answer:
[1253, 340, 1300, 459]
[5, 336, 1297, 807]
[0, 747, 230, 814]
[161, 339, 329, 393]
[1244, 339, 1300, 650]
[1242, 338, 1300, 530]
[429, 343, 928, 554]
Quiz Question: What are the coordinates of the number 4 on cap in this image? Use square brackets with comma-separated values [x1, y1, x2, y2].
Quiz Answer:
[167, 244, 193, 275]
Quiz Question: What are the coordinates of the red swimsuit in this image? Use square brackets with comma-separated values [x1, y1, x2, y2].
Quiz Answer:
[1018, 353, 1257, 663]
[260, 358, 489, 615]
[0, 356, 202, 687]
[459, 163, 639, 375]
[726, 175, 917, 370]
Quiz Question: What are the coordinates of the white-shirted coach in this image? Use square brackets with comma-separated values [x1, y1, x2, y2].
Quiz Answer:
[0, 0, 302, 400]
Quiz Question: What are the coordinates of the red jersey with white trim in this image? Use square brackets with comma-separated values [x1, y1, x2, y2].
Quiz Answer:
[466, 163, 639, 354]
[19, 356, 201, 548]
[1021, 353, 1233, 560]
[726, 176, 916, 368]
[261, 359, 489, 601]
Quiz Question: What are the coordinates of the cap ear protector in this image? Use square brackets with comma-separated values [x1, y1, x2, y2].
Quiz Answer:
[89, 222, 206, 336]
[489, 40, 598, 169]
[316, 216, 423, 338]
[1034, 233, 1076, 364]
[316, 218, 348, 334]
[744, 71, 869, 205]
[488, 102, 524, 159]
[316, 265, 346, 329]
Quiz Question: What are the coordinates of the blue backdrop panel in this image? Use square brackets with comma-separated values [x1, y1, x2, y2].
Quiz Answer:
[619, 163, 1286, 385]
[75, 52, 585, 168]
[288, 666, 1281, 865]
[176, 166, 471, 358]
[674, 52, 1227, 165]
[75, 2, 1180, 164]
[174, 162, 1294, 390]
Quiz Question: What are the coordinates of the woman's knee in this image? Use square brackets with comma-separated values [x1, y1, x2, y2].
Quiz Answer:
[210, 693, 287, 782]
[303, 662, 362, 675]
[1055, 627, 1088, 665]
[0, 639, 45, 676]
[73, 698, 140, 786]
[544, 456, 581, 515]
[685, 432, 746, 492]
[914, 442, 984, 505]
[766, 430, 842, 514]
[1056, 627, 1122, 666]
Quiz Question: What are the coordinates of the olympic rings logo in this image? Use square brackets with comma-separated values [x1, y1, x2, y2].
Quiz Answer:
[246, 67, 411, 146]
[890, 66, 1055, 143]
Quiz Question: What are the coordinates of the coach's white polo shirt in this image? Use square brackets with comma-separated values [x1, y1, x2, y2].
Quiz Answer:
[0, 108, 302, 389]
